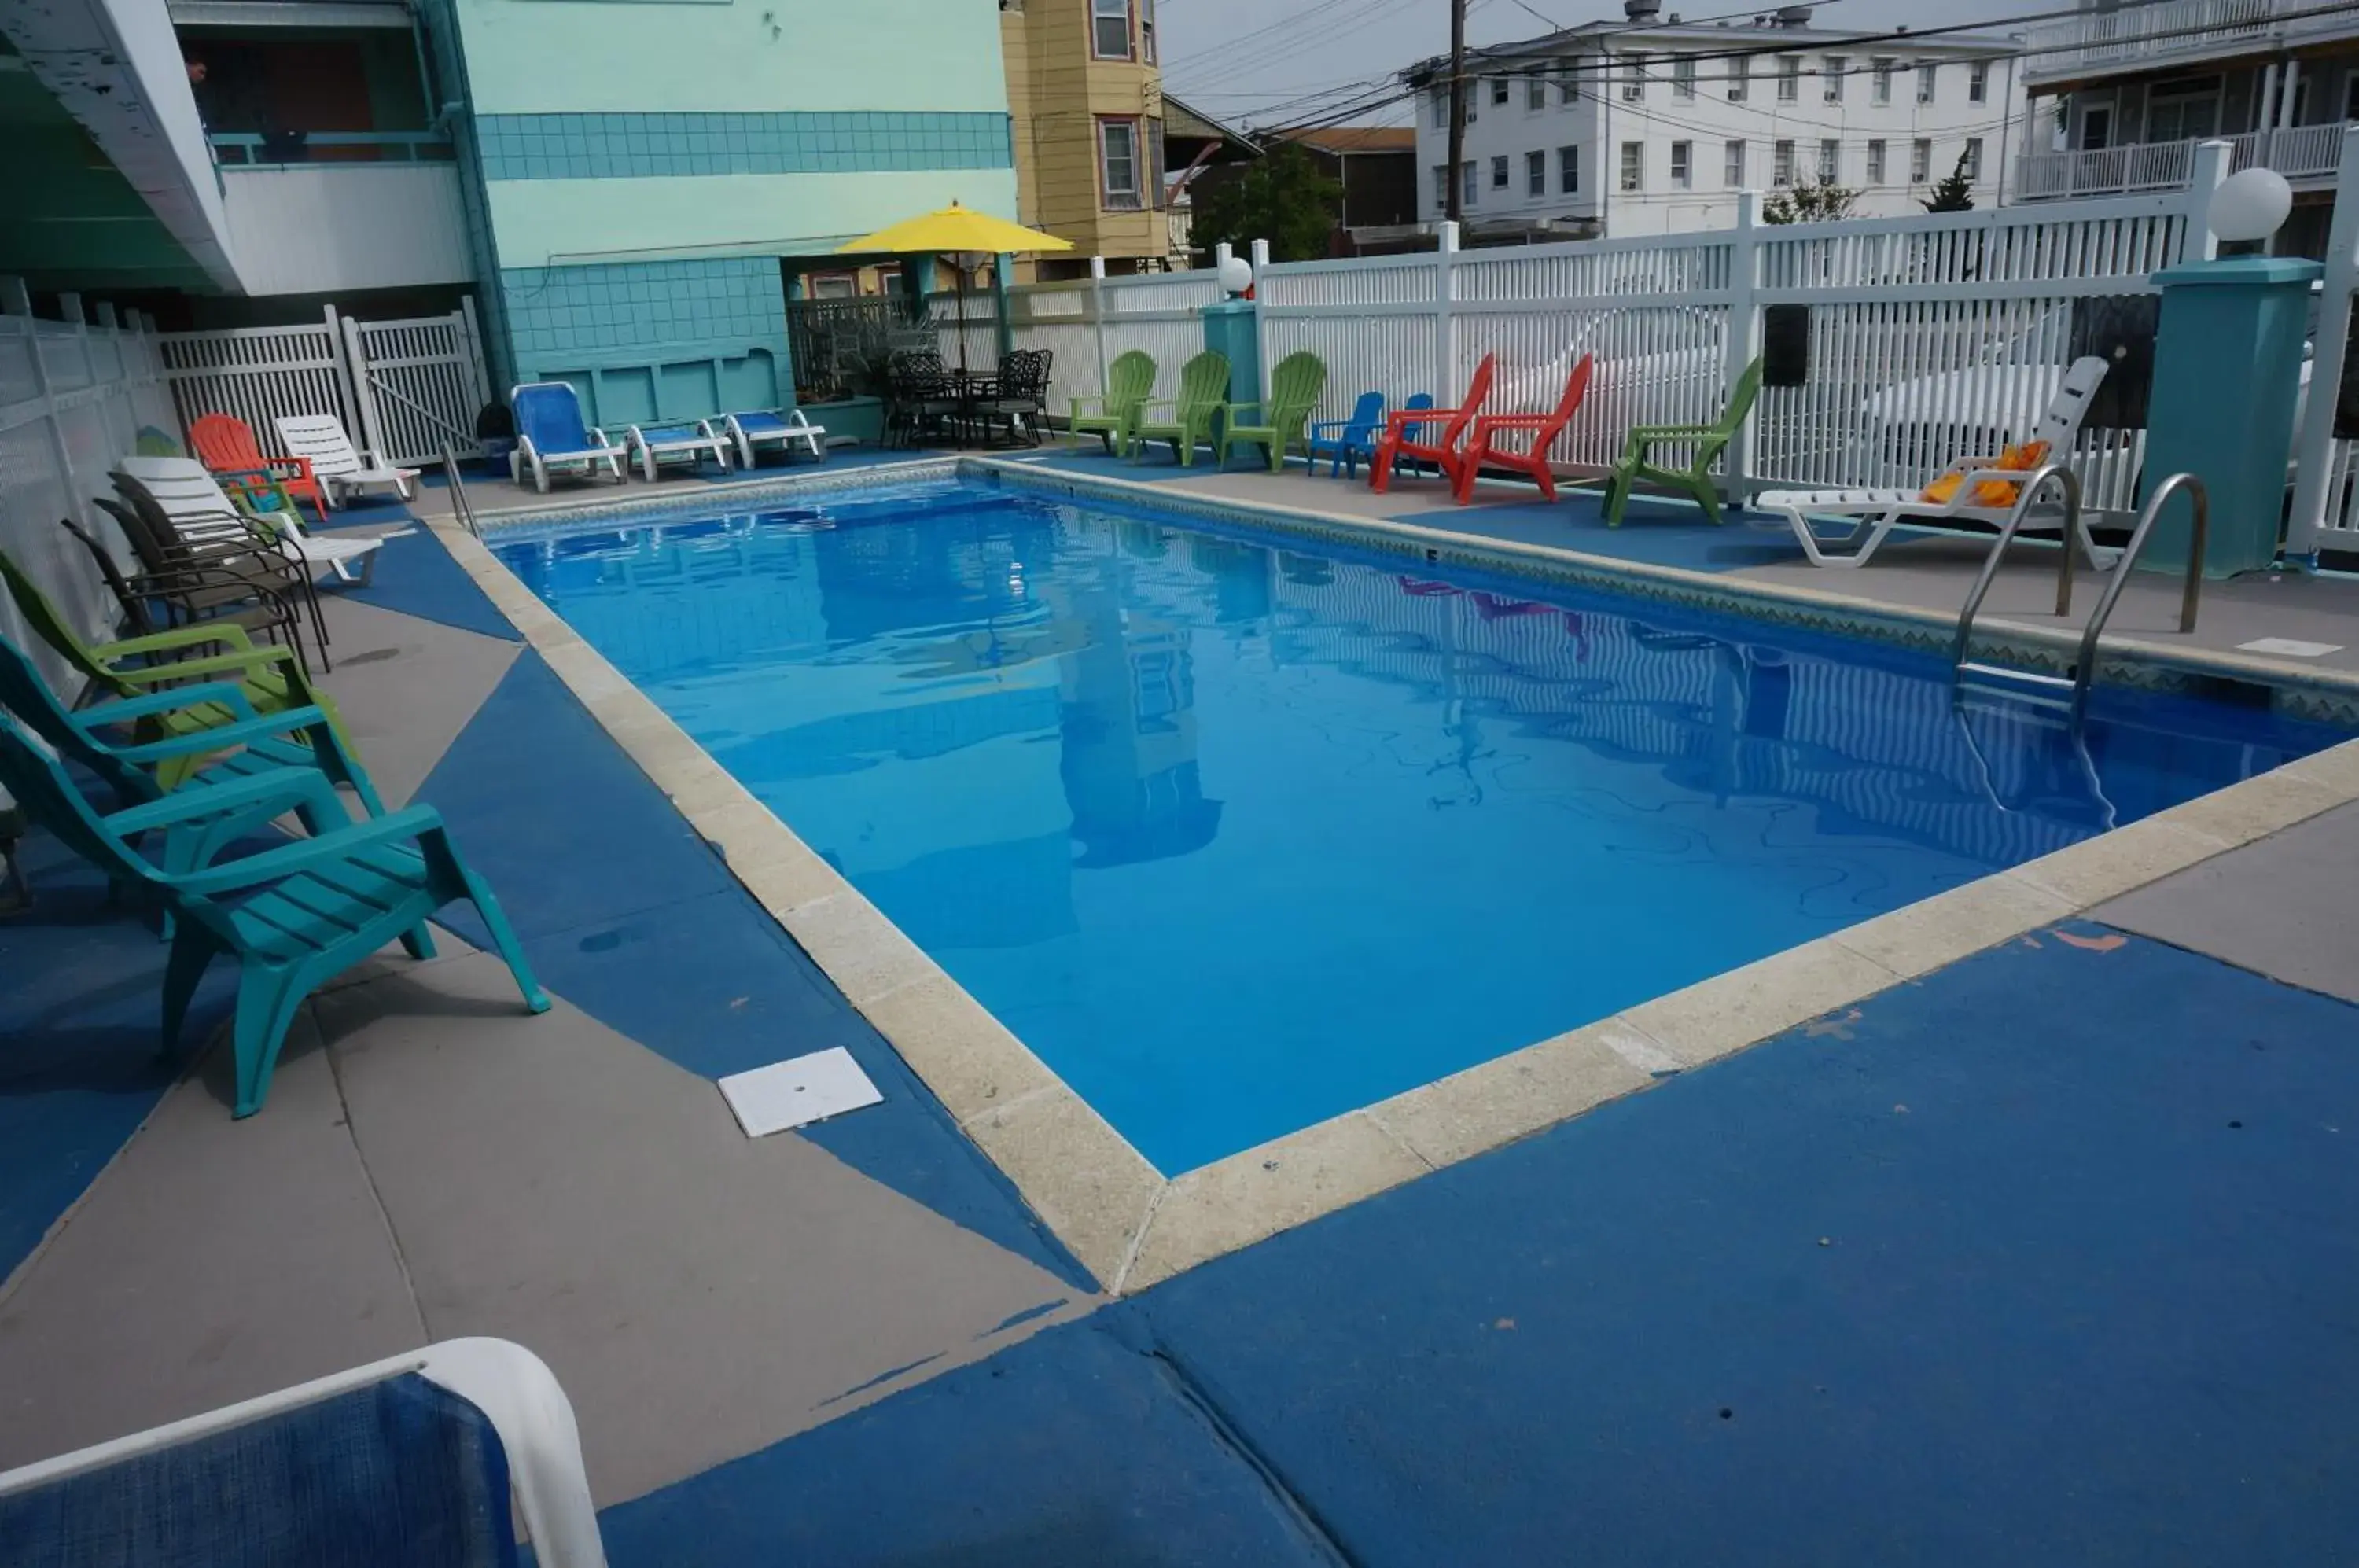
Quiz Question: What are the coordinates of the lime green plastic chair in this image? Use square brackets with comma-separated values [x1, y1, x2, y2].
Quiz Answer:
[1218, 352, 1329, 473]
[0, 547, 348, 784]
[134, 426, 185, 458]
[1133, 351, 1231, 467]
[1603, 356, 1765, 526]
[0, 631, 385, 907]
[1069, 350, 1157, 455]
[0, 709, 550, 1118]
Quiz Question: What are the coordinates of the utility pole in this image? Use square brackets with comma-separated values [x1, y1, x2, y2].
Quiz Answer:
[1444, 0, 1467, 225]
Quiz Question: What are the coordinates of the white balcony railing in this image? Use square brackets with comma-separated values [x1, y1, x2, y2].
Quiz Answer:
[217, 163, 473, 296]
[2014, 123, 2352, 201]
[2024, 0, 2353, 81]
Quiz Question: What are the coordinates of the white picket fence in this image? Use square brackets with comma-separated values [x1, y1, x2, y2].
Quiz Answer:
[2290, 125, 2359, 558]
[0, 279, 177, 693]
[159, 302, 490, 468]
[1010, 149, 2237, 521]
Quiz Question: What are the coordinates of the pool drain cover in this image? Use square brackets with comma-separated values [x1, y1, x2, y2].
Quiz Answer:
[719, 1047, 884, 1137]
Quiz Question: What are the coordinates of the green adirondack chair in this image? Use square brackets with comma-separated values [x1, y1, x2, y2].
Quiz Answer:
[1132, 351, 1231, 467]
[1217, 352, 1329, 473]
[0, 631, 386, 899]
[0, 709, 550, 1118]
[1069, 350, 1157, 455]
[0, 547, 349, 784]
[1602, 356, 1765, 526]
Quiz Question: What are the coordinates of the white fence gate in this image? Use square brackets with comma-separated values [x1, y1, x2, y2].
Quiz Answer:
[160, 302, 491, 467]
[1007, 151, 2233, 520]
[0, 278, 176, 690]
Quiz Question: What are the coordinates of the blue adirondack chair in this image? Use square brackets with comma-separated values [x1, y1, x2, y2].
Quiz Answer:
[1305, 391, 1386, 479]
[0, 712, 550, 1117]
[0, 633, 387, 899]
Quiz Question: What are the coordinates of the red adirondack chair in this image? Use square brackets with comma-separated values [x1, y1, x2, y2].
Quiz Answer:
[1369, 354, 1495, 495]
[189, 413, 329, 526]
[1452, 353, 1594, 504]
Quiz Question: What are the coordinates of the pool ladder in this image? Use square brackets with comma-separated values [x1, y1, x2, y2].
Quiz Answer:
[442, 447, 480, 538]
[1949, 466, 2209, 722]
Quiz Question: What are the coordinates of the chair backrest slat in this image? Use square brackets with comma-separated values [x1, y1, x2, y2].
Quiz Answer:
[2036, 355, 2111, 453]
[510, 382, 594, 454]
[275, 414, 365, 478]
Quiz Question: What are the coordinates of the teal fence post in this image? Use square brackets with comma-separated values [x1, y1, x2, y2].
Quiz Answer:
[2138, 253, 2321, 577]
[993, 253, 1014, 358]
[1200, 299, 1260, 436]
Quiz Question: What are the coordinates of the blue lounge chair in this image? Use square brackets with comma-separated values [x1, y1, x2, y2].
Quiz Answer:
[510, 382, 627, 493]
[0, 1338, 607, 1566]
[1306, 391, 1386, 479]
[724, 408, 827, 467]
[0, 711, 550, 1118]
[624, 420, 731, 481]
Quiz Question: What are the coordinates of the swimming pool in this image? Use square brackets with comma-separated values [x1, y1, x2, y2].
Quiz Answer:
[498, 477, 2353, 1174]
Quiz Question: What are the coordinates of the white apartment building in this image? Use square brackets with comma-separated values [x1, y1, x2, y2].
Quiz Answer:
[1401, 2, 2026, 240]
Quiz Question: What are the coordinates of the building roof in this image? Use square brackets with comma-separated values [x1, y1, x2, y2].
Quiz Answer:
[1162, 94, 1259, 153]
[1400, 13, 2025, 84]
[1278, 126, 1417, 156]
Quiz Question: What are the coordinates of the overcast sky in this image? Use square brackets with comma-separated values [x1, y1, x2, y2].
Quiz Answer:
[1158, 0, 2033, 129]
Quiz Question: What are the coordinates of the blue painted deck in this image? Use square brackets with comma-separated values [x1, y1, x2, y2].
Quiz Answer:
[602, 926, 2359, 1566]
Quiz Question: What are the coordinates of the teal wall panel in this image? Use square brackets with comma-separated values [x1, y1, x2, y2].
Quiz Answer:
[500, 256, 790, 424]
[478, 112, 1011, 180]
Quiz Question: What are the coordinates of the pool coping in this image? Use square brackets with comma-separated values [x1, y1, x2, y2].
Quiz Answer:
[438, 462, 2359, 1295]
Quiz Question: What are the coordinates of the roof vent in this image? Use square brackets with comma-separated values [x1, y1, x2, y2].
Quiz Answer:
[1776, 3, 1812, 24]
[1625, 0, 1662, 20]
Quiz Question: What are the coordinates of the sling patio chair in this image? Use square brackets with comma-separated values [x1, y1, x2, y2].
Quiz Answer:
[115, 457, 396, 589]
[510, 381, 627, 492]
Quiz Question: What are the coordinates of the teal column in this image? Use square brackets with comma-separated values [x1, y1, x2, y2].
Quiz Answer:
[993, 254, 1014, 357]
[2138, 255, 2321, 578]
[1201, 299, 1260, 428]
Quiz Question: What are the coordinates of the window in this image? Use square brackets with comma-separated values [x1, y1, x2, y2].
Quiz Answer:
[1430, 87, 1449, 128]
[1091, 0, 1130, 60]
[2149, 78, 2222, 142]
[1865, 138, 1886, 183]
[1491, 77, 1511, 106]
[1670, 139, 1692, 188]
[1728, 54, 1749, 101]
[1620, 140, 1643, 191]
[2079, 105, 2113, 150]
[1433, 164, 1449, 212]
[1622, 52, 1647, 101]
[1777, 55, 1801, 102]
[1139, 0, 1156, 64]
[1823, 56, 1846, 103]
[1491, 153, 1508, 189]
[1555, 61, 1580, 103]
[1773, 138, 1795, 186]
[1962, 137, 1984, 179]
[1916, 62, 1936, 104]
[1871, 57, 1893, 104]
[1527, 149, 1546, 195]
[1559, 144, 1579, 193]
[1463, 160, 1478, 208]
[1528, 72, 1547, 110]
[810, 273, 857, 300]
[1910, 137, 1931, 182]
[1098, 117, 1141, 208]
[1968, 61, 1988, 103]
[1818, 138, 1839, 182]
[1673, 53, 1695, 98]
[1724, 138, 1745, 186]
[876, 266, 904, 296]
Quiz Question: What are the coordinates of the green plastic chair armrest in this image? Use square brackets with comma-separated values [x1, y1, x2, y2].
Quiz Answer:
[169, 803, 447, 895]
[105, 646, 300, 687]
[111, 705, 333, 764]
[93, 622, 259, 659]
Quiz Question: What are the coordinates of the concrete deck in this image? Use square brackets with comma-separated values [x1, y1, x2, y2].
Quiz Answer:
[4, 453, 2357, 1562]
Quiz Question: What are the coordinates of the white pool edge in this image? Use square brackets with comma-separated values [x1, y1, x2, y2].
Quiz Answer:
[429, 480, 2359, 1297]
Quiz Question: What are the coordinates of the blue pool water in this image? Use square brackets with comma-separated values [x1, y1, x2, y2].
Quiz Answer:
[499, 479, 2352, 1173]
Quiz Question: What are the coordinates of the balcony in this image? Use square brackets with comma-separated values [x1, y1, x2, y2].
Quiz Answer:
[2022, 0, 2359, 86]
[215, 138, 472, 295]
[2014, 123, 2351, 201]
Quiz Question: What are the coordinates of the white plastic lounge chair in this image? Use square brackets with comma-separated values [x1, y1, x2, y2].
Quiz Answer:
[510, 381, 627, 493]
[725, 408, 827, 467]
[0, 1337, 607, 1567]
[1753, 357, 2114, 569]
[114, 455, 403, 587]
[273, 414, 420, 506]
[624, 420, 732, 481]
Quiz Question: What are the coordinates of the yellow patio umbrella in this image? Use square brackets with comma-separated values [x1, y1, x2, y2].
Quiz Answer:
[837, 201, 1072, 374]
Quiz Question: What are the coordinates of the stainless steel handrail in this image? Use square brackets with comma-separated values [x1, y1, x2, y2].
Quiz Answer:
[2068, 472, 2207, 717]
[441, 448, 479, 537]
[1948, 462, 2084, 673]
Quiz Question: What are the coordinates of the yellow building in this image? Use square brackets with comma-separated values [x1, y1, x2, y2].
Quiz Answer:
[1000, 0, 1170, 282]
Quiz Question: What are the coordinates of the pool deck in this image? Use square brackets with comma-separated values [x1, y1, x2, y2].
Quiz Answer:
[6, 451, 2359, 1562]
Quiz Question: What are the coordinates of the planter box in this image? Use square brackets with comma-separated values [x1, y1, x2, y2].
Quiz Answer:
[800, 395, 885, 447]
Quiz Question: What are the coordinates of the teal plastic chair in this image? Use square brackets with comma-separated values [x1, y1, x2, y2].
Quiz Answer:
[0, 632, 387, 904]
[0, 711, 550, 1117]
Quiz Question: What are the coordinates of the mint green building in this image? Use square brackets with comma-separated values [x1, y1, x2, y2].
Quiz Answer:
[421, 0, 1018, 422]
